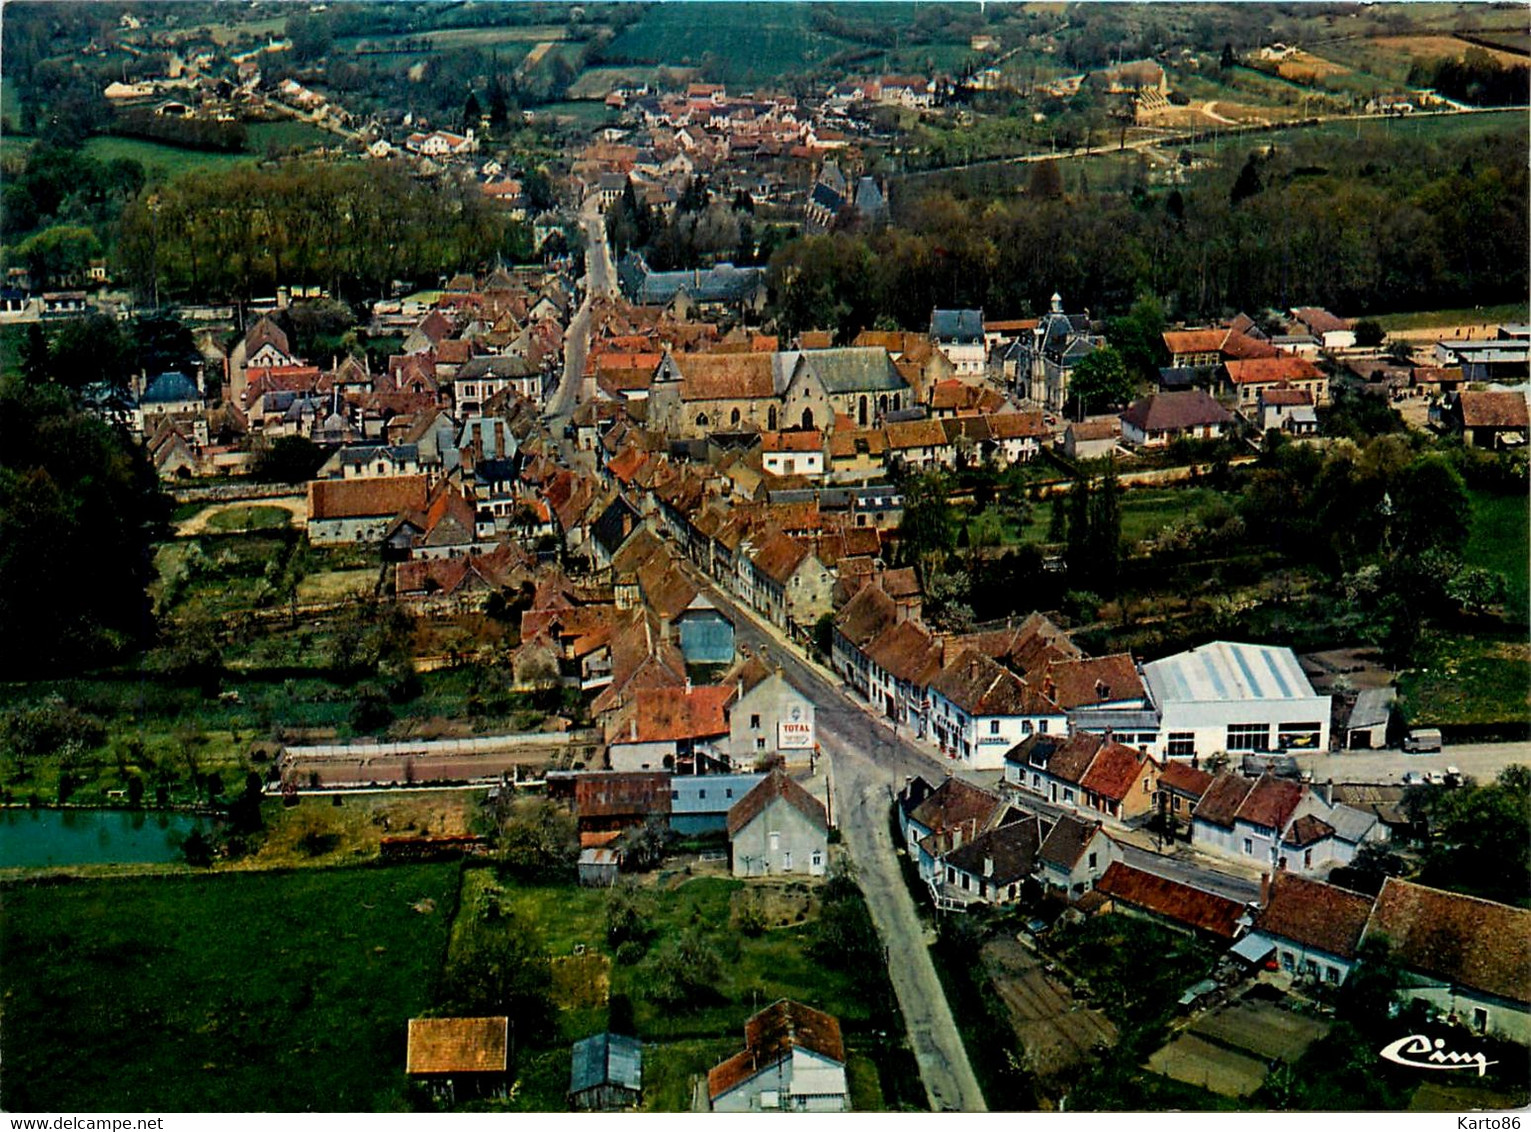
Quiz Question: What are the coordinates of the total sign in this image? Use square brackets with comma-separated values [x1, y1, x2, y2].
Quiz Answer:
[778, 704, 815, 750]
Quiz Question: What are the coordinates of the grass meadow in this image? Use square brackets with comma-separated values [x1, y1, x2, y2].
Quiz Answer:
[0, 863, 461, 1111]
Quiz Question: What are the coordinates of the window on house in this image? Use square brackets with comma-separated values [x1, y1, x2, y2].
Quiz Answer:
[946, 867, 956, 883]
[1304, 849, 1313, 868]
[1227, 723, 1271, 752]
[990, 720, 1001, 736]
[670, 790, 679, 800]
[756, 737, 765, 750]
[961, 874, 970, 891]
[1326, 966, 1340, 984]
[1087, 851, 1097, 870]
[1302, 958, 1317, 978]
[1281, 951, 1295, 972]
[726, 789, 734, 799]
[1063, 788, 1075, 803]
[1143, 778, 1151, 792]
[1031, 773, 1041, 790]
[1243, 838, 1254, 855]
[698, 790, 706, 799]
[750, 714, 761, 729]
[1022, 720, 1033, 735]
[1038, 720, 1049, 734]
[1166, 732, 1196, 757]
[1473, 1007, 1488, 1033]
[811, 850, 822, 868]
[769, 832, 780, 852]
[696, 413, 708, 427]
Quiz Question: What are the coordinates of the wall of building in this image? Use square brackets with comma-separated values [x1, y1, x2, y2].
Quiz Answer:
[731, 796, 827, 877]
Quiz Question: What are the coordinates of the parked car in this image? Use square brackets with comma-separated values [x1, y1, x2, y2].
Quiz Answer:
[1402, 728, 1443, 753]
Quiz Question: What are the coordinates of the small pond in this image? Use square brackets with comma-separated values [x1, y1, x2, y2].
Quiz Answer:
[0, 808, 206, 868]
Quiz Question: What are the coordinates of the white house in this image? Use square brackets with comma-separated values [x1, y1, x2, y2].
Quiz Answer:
[1140, 640, 1331, 761]
[1244, 873, 1374, 987]
[926, 648, 1059, 771]
[760, 430, 825, 478]
[726, 770, 828, 878]
[708, 1000, 849, 1112]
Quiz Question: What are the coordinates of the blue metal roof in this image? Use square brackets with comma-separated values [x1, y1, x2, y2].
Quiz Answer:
[569, 1032, 642, 1095]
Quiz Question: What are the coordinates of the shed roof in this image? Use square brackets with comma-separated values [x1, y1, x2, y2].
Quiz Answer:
[406, 1017, 509, 1075]
[570, 1032, 643, 1095]
[1142, 640, 1319, 705]
[1096, 863, 1246, 939]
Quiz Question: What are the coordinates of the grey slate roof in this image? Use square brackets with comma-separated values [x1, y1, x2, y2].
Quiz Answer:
[634, 262, 766, 305]
[931, 309, 984, 344]
[798, 347, 908, 394]
[569, 1032, 642, 1095]
[671, 773, 765, 815]
[141, 372, 201, 404]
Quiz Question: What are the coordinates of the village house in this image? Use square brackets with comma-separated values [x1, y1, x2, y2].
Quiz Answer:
[1035, 812, 1118, 899]
[669, 773, 768, 835]
[760, 430, 825, 478]
[708, 1000, 849, 1112]
[927, 648, 1058, 771]
[1360, 878, 1531, 1043]
[727, 659, 816, 765]
[743, 532, 834, 637]
[726, 770, 829, 878]
[932, 812, 1048, 910]
[1244, 872, 1374, 986]
[929, 309, 987, 377]
[1221, 355, 1329, 410]
[1016, 293, 1106, 412]
[1446, 389, 1529, 449]
[1005, 731, 1159, 823]
[897, 775, 1009, 879]
[1290, 307, 1355, 350]
[1063, 417, 1121, 460]
[1257, 385, 1319, 435]
[1119, 389, 1234, 449]
[604, 684, 735, 772]
[307, 475, 429, 545]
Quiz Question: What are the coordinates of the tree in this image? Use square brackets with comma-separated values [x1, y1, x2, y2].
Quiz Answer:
[497, 798, 578, 880]
[180, 828, 214, 867]
[1027, 160, 1064, 200]
[439, 908, 555, 1049]
[462, 88, 482, 133]
[896, 470, 956, 574]
[648, 925, 723, 1007]
[1353, 319, 1386, 348]
[1220, 42, 1237, 69]
[0, 374, 165, 676]
[1416, 765, 1531, 902]
[1338, 935, 1401, 1030]
[1087, 459, 1123, 596]
[1230, 153, 1264, 205]
[605, 881, 655, 950]
[1391, 454, 1469, 559]
[254, 435, 324, 483]
[1066, 345, 1133, 417]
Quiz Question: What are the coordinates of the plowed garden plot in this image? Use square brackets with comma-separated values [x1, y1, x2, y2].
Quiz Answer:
[981, 937, 1117, 1079]
[1191, 999, 1329, 1063]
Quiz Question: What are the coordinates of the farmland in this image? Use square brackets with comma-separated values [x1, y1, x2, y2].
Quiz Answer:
[0, 863, 462, 1111]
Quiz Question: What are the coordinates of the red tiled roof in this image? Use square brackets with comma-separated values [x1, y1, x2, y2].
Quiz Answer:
[308, 475, 429, 521]
[616, 684, 734, 743]
[406, 1017, 508, 1075]
[752, 531, 811, 586]
[1157, 761, 1213, 800]
[1236, 775, 1305, 831]
[1096, 863, 1244, 939]
[1224, 356, 1323, 386]
[761, 429, 822, 453]
[1079, 741, 1151, 803]
[1255, 873, 1374, 960]
[907, 777, 1003, 835]
[673, 352, 775, 400]
[1363, 878, 1531, 1005]
[1121, 389, 1233, 432]
[1190, 773, 1257, 828]
[929, 648, 1048, 716]
[708, 1000, 844, 1100]
[1041, 654, 1144, 709]
[1458, 390, 1529, 429]
[726, 770, 828, 836]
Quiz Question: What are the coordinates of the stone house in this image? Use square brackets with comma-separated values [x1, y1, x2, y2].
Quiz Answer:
[727, 770, 829, 878]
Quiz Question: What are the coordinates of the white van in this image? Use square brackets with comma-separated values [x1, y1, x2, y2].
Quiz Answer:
[1402, 728, 1443, 753]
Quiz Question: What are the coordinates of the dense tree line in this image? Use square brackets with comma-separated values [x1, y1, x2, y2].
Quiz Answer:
[116, 159, 519, 304]
[0, 367, 166, 677]
[605, 177, 792, 271]
[1, 145, 146, 244]
[769, 127, 1528, 337]
[1409, 48, 1530, 108]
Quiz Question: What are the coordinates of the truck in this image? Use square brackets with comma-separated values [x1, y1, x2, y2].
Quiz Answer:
[1402, 728, 1443, 753]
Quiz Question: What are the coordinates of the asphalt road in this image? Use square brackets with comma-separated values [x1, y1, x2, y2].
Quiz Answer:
[691, 575, 987, 1112]
[545, 197, 614, 428]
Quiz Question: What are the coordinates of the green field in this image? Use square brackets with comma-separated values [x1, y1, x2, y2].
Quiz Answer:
[606, 3, 858, 87]
[0, 863, 461, 1111]
[203, 504, 293, 533]
[82, 135, 258, 179]
[1373, 302, 1531, 332]
[247, 119, 338, 153]
[1467, 488, 1531, 619]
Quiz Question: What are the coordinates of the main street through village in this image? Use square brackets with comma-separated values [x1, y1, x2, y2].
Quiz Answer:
[539, 216, 1300, 1113]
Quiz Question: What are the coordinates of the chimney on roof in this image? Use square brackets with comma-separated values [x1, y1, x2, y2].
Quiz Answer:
[1321, 779, 1333, 806]
[1259, 870, 1271, 908]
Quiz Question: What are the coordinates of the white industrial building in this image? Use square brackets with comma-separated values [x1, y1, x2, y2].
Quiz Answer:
[1140, 641, 1331, 761]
